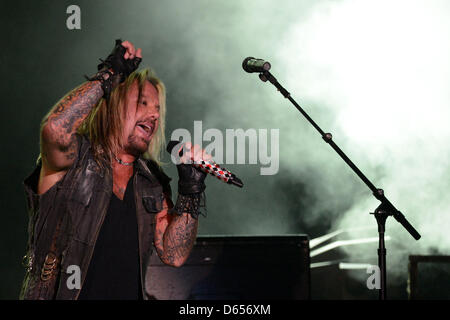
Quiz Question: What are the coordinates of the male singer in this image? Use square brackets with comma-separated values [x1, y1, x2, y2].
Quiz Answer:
[21, 39, 210, 300]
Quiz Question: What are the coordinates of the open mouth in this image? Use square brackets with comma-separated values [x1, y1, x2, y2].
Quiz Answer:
[136, 122, 154, 139]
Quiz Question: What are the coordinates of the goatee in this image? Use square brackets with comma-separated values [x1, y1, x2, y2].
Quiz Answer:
[125, 134, 148, 157]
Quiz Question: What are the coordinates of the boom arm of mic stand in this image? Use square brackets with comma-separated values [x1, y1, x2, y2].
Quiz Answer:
[259, 70, 421, 241]
[376, 193, 421, 240]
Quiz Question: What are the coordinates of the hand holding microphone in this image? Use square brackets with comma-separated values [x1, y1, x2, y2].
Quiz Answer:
[174, 142, 209, 195]
[167, 141, 243, 219]
[167, 141, 244, 189]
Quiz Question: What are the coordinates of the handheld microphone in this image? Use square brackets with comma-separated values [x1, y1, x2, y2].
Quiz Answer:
[242, 57, 271, 73]
[166, 141, 244, 188]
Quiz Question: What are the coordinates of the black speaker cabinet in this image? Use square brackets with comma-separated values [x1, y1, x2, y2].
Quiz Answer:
[408, 255, 450, 299]
[146, 235, 310, 300]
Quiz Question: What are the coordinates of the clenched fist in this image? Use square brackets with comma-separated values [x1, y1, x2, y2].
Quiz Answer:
[120, 40, 142, 60]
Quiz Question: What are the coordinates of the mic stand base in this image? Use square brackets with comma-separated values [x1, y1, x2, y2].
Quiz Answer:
[370, 201, 393, 300]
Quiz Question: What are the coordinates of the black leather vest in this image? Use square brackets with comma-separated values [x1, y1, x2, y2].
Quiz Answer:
[20, 134, 171, 300]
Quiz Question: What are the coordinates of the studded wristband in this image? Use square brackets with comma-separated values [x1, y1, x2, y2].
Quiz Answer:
[169, 193, 206, 220]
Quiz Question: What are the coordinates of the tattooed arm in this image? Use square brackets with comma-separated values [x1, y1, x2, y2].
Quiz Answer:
[41, 81, 104, 169]
[37, 40, 141, 195]
[154, 196, 199, 267]
[37, 81, 104, 194]
[154, 143, 208, 266]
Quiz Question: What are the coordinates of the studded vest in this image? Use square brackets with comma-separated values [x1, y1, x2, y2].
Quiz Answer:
[20, 134, 171, 300]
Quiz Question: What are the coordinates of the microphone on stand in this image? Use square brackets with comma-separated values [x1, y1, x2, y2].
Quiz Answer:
[242, 57, 271, 73]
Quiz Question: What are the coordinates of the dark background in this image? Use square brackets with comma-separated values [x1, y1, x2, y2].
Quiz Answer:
[2, 0, 449, 299]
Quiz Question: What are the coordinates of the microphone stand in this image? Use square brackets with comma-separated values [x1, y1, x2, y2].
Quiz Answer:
[256, 70, 421, 300]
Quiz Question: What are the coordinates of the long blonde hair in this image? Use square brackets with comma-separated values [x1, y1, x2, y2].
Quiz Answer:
[78, 69, 166, 167]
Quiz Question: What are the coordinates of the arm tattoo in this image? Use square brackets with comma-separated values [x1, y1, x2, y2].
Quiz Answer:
[155, 226, 165, 259]
[46, 81, 103, 148]
[161, 214, 198, 266]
